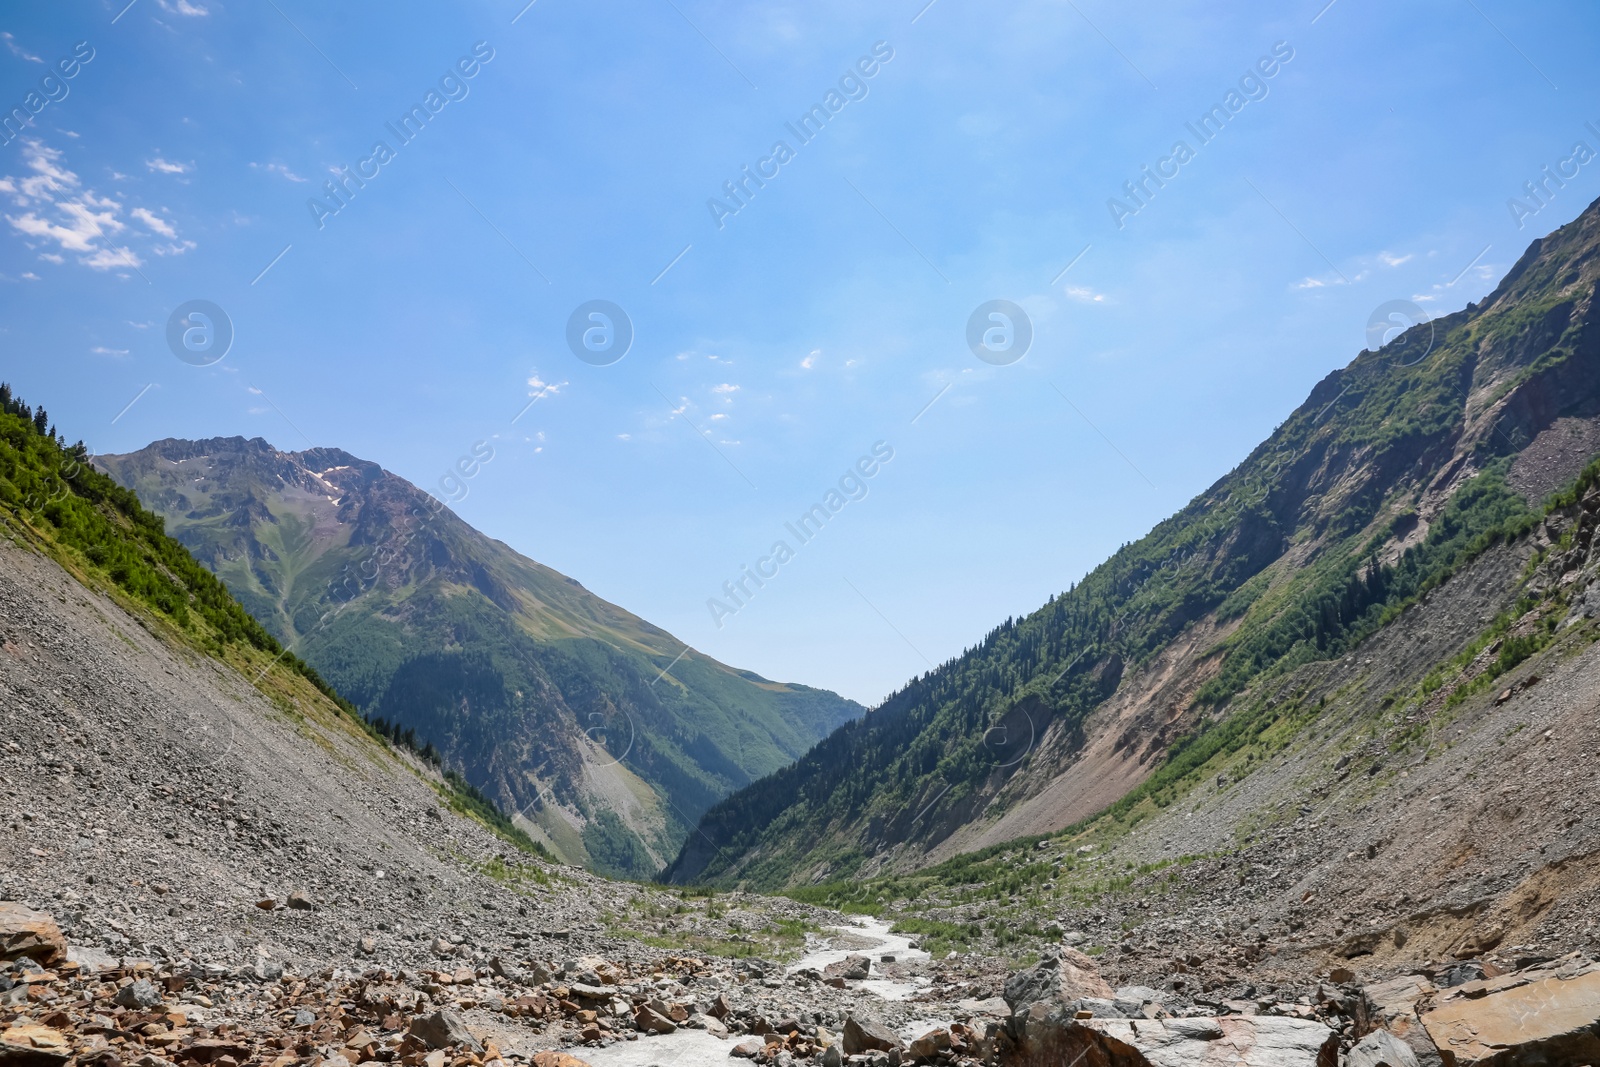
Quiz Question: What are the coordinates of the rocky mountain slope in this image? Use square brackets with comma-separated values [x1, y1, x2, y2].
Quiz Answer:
[97, 437, 861, 878]
[0, 393, 1015, 1063]
[667, 195, 1600, 891]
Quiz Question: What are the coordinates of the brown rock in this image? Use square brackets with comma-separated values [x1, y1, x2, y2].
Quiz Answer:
[530, 1055, 591, 1067]
[286, 891, 314, 911]
[0, 1024, 70, 1067]
[729, 1040, 763, 1059]
[1422, 966, 1600, 1066]
[907, 1028, 951, 1060]
[633, 1005, 676, 1035]
[0, 904, 66, 966]
[842, 1017, 900, 1055]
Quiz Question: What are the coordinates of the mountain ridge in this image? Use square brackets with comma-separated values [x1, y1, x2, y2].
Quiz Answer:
[666, 194, 1600, 889]
[98, 434, 863, 878]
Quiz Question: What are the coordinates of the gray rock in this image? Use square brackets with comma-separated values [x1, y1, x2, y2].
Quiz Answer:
[1013, 1013, 1337, 1067]
[1004, 949, 1113, 1013]
[1348, 1029, 1420, 1067]
[113, 978, 163, 1009]
[840, 954, 871, 980]
[408, 1008, 482, 1051]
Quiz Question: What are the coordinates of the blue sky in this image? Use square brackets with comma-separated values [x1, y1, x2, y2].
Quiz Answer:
[1, 0, 1596, 704]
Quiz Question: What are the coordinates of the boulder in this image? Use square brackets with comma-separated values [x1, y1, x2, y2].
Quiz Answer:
[633, 1005, 677, 1035]
[1354, 974, 1440, 1067]
[729, 1039, 763, 1059]
[0, 1024, 69, 1067]
[1347, 1029, 1420, 1067]
[531, 1055, 592, 1067]
[1422, 966, 1600, 1066]
[1007, 1012, 1338, 1067]
[0, 905, 65, 967]
[842, 1016, 901, 1054]
[1003, 949, 1114, 1013]
[407, 1009, 481, 1051]
[908, 1028, 952, 1060]
[113, 979, 163, 1009]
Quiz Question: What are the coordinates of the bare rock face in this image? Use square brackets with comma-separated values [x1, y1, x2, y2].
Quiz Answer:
[1002, 948, 1114, 1014]
[1005, 1013, 1338, 1067]
[1422, 962, 1600, 1066]
[0, 904, 65, 967]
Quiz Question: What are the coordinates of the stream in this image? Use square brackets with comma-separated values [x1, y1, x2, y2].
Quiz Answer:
[577, 917, 946, 1067]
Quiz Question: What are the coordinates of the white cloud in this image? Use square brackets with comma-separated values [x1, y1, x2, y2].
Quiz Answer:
[617, 433, 631, 440]
[80, 246, 143, 271]
[250, 161, 307, 183]
[145, 157, 191, 175]
[712, 383, 739, 396]
[156, 0, 210, 15]
[800, 349, 818, 370]
[130, 206, 176, 237]
[709, 413, 728, 421]
[1, 33, 42, 63]
[1379, 251, 1413, 267]
[1295, 277, 1326, 290]
[20, 271, 38, 280]
[527, 372, 567, 398]
[90, 346, 129, 357]
[2, 143, 188, 270]
[1064, 285, 1105, 303]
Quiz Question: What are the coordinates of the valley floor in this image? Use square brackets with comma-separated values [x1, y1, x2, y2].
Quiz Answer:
[5, 501, 1600, 1067]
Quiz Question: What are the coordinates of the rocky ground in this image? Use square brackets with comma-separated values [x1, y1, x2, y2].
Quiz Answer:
[6, 479, 1600, 1066]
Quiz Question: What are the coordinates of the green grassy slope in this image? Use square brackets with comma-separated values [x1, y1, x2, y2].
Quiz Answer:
[0, 385, 544, 859]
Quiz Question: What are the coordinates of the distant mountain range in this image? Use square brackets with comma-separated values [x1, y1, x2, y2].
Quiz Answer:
[665, 197, 1600, 889]
[100, 438, 862, 877]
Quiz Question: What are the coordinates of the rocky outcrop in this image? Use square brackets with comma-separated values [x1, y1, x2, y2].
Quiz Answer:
[1422, 956, 1600, 1066]
[0, 905, 65, 968]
